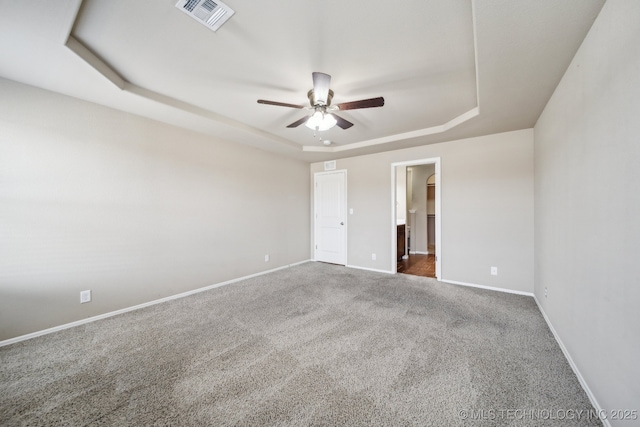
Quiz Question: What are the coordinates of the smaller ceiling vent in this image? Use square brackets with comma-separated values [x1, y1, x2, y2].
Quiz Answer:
[176, 0, 235, 32]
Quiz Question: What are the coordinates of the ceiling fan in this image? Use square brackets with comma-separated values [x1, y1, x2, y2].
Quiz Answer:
[257, 72, 384, 131]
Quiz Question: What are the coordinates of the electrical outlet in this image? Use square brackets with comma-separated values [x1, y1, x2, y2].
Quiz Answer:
[264, 254, 270, 262]
[80, 290, 91, 304]
[544, 287, 548, 298]
[491, 266, 498, 276]
[372, 253, 376, 261]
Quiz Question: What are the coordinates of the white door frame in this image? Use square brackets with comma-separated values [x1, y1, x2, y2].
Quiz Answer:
[314, 170, 347, 265]
[391, 158, 441, 278]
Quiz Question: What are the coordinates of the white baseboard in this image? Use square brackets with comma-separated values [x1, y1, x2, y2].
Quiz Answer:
[346, 264, 394, 275]
[310, 259, 394, 275]
[440, 279, 534, 297]
[0, 260, 312, 347]
[533, 297, 610, 427]
[409, 251, 429, 255]
[288, 259, 311, 267]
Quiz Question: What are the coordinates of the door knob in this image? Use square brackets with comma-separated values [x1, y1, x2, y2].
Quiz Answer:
[340, 222, 344, 225]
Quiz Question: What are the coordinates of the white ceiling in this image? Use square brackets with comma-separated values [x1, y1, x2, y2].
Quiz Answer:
[0, 0, 605, 162]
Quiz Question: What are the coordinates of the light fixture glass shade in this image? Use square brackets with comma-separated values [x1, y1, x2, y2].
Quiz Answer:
[305, 111, 337, 131]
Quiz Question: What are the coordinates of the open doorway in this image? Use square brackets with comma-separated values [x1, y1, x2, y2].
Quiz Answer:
[391, 158, 441, 279]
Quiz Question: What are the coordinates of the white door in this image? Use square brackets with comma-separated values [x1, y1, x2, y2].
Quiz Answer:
[315, 170, 347, 265]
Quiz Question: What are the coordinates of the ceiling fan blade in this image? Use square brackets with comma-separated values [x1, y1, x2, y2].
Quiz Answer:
[257, 99, 305, 109]
[286, 115, 310, 128]
[312, 72, 331, 105]
[336, 97, 385, 111]
[331, 113, 354, 130]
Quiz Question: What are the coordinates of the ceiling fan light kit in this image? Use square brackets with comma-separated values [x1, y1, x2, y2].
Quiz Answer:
[305, 111, 337, 131]
[257, 72, 384, 141]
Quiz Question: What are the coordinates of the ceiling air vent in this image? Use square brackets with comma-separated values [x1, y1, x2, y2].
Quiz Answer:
[176, 0, 235, 32]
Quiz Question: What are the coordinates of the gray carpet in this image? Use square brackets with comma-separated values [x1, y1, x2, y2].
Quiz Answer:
[1, 262, 600, 426]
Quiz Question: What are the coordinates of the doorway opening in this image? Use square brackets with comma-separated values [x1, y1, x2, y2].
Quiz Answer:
[391, 158, 441, 278]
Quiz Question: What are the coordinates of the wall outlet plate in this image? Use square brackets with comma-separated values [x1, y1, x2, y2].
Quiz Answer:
[372, 253, 377, 261]
[264, 254, 270, 262]
[80, 290, 91, 304]
[491, 266, 498, 275]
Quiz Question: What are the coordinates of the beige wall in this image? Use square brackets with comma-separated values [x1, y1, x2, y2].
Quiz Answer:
[311, 129, 534, 293]
[534, 0, 640, 418]
[0, 79, 310, 341]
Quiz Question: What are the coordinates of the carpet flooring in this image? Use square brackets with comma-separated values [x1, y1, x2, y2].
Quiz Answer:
[0, 262, 600, 426]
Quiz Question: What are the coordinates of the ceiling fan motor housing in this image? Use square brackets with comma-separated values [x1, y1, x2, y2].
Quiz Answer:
[308, 89, 334, 107]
